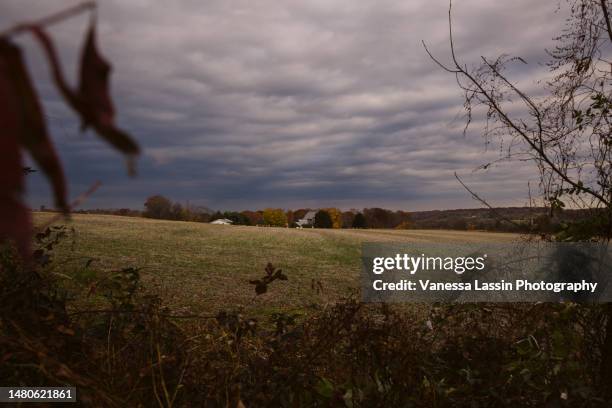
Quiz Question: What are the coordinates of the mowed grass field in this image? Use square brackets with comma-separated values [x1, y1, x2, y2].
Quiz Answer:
[33, 213, 519, 314]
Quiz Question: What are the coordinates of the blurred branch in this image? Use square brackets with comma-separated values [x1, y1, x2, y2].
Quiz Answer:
[600, 0, 612, 42]
[37, 180, 102, 231]
[424, 0, 611, 208]
[0, 1, 96, 39]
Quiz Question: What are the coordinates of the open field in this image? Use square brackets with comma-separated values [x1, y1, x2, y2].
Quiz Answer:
[33, 213, 519, 314]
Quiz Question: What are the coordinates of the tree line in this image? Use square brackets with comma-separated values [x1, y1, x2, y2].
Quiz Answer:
[137, 195, 412, 229]
[61, 194, 599, 232]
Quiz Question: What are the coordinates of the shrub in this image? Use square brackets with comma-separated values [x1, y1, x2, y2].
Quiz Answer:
[352, 213, 367, 228]
[1, 232, 609, 406]
[314, 210, 333, 228]
[224, 212, 251, 225]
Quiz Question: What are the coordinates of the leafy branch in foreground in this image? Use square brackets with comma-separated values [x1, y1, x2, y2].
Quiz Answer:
[249, 262, 288, 295]
[424, 0, 612, 393]
[423, 0, 611, 222]
[0, 1, 139, 258]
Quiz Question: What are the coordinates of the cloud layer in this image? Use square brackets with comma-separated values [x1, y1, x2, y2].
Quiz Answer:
[1, 0, 565, 211]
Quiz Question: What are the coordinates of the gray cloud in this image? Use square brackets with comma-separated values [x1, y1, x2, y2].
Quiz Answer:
[1, 0, 566, 211]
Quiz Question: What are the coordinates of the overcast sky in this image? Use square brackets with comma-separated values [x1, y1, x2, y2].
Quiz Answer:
[2, 0, 566, 211]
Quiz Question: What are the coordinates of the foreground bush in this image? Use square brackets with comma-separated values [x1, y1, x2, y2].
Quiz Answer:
[0, 232, 608, 407]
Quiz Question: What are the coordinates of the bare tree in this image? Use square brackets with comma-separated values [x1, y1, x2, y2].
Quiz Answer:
[425, 0, 612, 389]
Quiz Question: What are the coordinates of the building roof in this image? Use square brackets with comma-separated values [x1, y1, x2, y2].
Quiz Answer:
[296, 210, 317, 226]
[302, 210, 317, 221]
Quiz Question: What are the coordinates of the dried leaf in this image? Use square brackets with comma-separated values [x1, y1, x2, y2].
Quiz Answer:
[0, 39, 67, 256]
[28, 23, 139, 166]
[5, 40, 67, 211]
[77, 24, 139, 157]
[0, 41, 25, 197]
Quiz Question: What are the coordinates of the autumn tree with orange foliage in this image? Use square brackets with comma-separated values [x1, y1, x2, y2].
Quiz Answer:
[262, 208, 287, 227]
[324, 208, 343, 229]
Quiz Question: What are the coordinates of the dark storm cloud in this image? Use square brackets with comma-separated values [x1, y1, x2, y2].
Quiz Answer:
[1, 0, 565, 211]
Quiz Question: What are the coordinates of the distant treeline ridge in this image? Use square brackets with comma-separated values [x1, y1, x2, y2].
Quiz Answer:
[41, 194, 602, 232]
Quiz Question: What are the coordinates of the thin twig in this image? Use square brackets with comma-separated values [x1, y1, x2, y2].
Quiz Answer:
[36, 180, 102, 232]
[0, 1, 96, 39]
[426, 0, 612, 208]
[454, 172, 524, 229]
[600, 0, 612, 43]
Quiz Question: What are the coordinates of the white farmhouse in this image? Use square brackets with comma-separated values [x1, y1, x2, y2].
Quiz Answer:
[210, 218, 233, 225]
[296, 210, 317, 228]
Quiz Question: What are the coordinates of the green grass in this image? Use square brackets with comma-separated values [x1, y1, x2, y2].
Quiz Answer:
[33, 213, 518, 315]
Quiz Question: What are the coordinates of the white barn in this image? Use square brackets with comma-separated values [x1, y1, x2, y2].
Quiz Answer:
[296, 210, 317, 228]
[210, 218, 233, 225]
